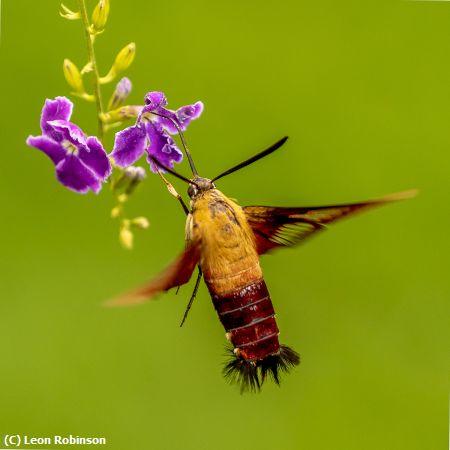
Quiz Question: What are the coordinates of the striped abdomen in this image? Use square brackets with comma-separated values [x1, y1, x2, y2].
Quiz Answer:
[207, 273, 299, 392]
[210, 279, 280, 361]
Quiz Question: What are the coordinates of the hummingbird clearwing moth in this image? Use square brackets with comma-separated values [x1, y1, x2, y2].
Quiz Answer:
[107, 135, 417, 392]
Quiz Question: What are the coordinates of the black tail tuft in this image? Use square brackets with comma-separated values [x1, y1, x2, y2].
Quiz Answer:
[223, 355, 261, 393]
[259, 345, 300, 384]
[223, 345, 300, 393]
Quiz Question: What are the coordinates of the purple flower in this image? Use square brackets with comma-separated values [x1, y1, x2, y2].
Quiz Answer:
[110, 91, 203, 172]
[143, 91, 204, 134]
[26, 97, 111, 193]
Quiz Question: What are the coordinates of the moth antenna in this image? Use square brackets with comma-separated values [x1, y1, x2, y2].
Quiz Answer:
[149, 156, 198, 187]
[147, 111, 199, 177]
[212, 136, 288, 182]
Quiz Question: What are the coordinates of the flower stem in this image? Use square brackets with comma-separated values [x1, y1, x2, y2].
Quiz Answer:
[78, 0, 105, 141]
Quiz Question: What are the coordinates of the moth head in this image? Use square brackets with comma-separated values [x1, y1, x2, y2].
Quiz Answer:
[188, 177, 215, 198]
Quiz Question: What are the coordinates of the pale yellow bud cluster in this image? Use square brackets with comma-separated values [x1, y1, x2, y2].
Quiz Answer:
[61, 1, 136, 115]
[60, 0, 149, 251]
[109, 166, 149, 250]
[118, 216, 150, 250]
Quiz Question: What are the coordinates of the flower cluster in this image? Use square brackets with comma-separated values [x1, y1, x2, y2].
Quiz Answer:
[26, 97, 111, 193]
[27, 92, 203, 193]
[110, 91, 203, 172]
[26, 0, 203, 248]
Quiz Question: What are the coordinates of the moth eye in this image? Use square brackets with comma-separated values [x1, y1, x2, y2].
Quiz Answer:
[188, 184, 197, 197]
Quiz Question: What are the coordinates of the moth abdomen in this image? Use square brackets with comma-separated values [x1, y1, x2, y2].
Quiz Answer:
[212, 279, 280, 360]
[211, 279, 299, 392]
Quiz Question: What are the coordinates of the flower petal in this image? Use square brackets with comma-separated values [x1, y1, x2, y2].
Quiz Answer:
[144, 91, 168, 108]
[56, 154, 101, 194]
[141, 102, 204, 134]
[26, 135, 66, 165]
[41, 97, 73, 141]
[110, 125, 147, 167]
[145, 122, 183, 172]
[46, 120, 86, 146]
[176, 101, 204, 129]
[79, 136, 112, 180]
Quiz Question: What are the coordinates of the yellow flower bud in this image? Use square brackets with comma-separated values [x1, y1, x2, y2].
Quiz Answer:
[91, 0, 110, 33]
[101, 105, 142, 124]
[117, 193, 128, 203]
[60, 3, 81, 20]
[111, 206, 121, 219]
[63, 59, 84, 94]
[114, 43, 136, 73]
[99, 43, 136, 85]
[119, 226, 134, 250]
[81, 61, 94, 75]
[131, 217, 150, 229]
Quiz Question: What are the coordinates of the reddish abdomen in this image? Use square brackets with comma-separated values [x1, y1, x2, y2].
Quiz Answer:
[210, 280, 280, 361]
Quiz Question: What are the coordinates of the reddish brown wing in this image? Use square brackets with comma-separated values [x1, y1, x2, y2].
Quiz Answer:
[243, 190, 417, 255]
[105, 240, 201, 306]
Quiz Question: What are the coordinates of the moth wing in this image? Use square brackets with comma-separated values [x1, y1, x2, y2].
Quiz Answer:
[243, 189, 417, 255]
[105, 240, 201, 306]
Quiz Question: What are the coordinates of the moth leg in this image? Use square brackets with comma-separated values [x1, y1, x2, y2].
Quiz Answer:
[179, 267, 203, 327]
[156, 169, 189, 215]
[155, 167, 200, 322]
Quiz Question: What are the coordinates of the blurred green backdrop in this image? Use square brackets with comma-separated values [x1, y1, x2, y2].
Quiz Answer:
[0, 0, 448, 449]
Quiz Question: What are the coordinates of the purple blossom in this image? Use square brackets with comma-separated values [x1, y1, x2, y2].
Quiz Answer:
[110, 91, 203, 172]
[143, 91, 204, 134]
[26, 97, 111, 193]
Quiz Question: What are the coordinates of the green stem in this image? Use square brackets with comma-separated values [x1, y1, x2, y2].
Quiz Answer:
[78, 0, 104, 141]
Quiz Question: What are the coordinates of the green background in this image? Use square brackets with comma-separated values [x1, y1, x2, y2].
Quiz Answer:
[0, 0, 448, 449]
